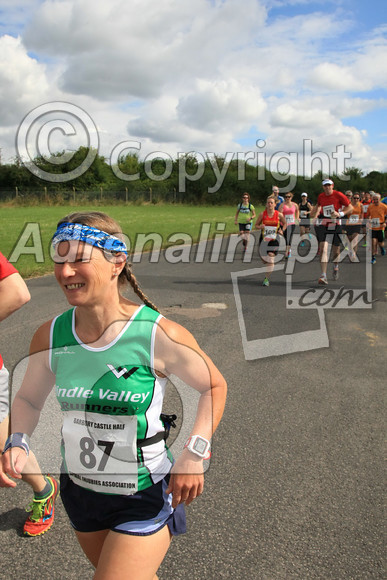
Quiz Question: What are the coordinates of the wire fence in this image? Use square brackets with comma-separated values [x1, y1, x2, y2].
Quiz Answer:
[0, 187, 186, 205]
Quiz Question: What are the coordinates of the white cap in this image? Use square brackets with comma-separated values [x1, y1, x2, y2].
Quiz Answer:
[301, 192, 307, 197]
[322, 179, 334, 186]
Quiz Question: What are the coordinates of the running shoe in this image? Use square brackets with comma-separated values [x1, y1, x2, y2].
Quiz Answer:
[349, 251, 357, 262]
[381, 247, 386, 256]
[23, 476, 59, 537]
[318, 275, 328, 285]
[262, 277, 270, 287]
[371, 257, 376, 265]
[362, 242, 367, 247]
[308, 233, 312, 240]
[332, 267, 339, 281]
[300, 241, 305, 247]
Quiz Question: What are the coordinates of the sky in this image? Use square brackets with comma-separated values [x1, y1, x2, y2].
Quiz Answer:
[0, 0, 386, 181]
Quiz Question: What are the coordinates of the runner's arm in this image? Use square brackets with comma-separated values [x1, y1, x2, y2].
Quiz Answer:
[279, 212, 287, 230]
[331, 203, 353, 219]
[154, 318, 227, 507]
[255, 212, 264, 230]
[1, 321, 55, 482]
[0, 272, 31, 322]
[311, 204, 321, 220]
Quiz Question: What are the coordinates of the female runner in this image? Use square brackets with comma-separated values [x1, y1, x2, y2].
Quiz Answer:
[278, 192, 299, 258]
[298, 193, 313, 245]
[346, 193, 363, 260]
[234, 193, 256, 252]
[255, 197, 286, 286]
[1, 212, 227, 580]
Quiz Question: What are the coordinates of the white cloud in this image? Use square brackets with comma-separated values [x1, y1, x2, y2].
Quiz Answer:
[22, 0, 267, 100]
[176, 79, 267, 132]
[0, 35, 50, 126]
[0, 0, 385, 173]
[308, 35, 387, 92]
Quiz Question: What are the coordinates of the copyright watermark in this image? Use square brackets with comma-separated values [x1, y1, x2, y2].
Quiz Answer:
[16, 102, 353, 191]
[16, 102, 99, 183]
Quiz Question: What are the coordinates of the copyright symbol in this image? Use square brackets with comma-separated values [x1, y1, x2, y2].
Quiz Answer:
[16, 101, 99, 183]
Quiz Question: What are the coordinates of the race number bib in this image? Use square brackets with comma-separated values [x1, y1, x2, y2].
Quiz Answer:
[264, 225, 277, 241]
[300, 211, 307, 218]
[245, 223, 252, 231]
[348, 215, 359, 224]
[323, 204, 335, 218]
[285, 215, 295, 225]
[63, 411, 138, 495]
[371, 218, 380, 228]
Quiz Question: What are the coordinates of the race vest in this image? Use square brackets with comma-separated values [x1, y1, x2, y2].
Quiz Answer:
[50, 305, 172, 494]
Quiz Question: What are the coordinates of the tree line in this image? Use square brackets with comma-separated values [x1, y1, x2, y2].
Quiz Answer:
[0, 147, 386, 205]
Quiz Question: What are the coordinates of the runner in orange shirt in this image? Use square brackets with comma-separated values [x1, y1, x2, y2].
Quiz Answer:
[365, 193, 387, 264]
[346, 193, 363, 260]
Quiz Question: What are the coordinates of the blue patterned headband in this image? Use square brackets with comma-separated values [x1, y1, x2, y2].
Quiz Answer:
[52, 222, 128, 255]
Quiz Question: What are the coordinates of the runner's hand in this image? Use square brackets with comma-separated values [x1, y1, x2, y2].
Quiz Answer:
[166, 449, 204, 508]
[0, 448, 27, 487]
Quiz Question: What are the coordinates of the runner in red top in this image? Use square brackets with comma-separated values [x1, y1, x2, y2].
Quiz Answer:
[312, 179, 353, 285]
[255, 197, 286, 287]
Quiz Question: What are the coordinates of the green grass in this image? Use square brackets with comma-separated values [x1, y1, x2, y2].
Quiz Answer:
[0, 204, 263, 278]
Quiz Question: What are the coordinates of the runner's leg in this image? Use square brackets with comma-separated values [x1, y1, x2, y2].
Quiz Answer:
[76, 526, 171, 580]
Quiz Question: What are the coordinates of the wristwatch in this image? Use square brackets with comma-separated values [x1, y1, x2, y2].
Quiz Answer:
[184, 435, 211, 459]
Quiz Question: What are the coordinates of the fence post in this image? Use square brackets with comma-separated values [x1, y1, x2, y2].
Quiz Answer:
[73, 186, 76, 202]
[125, 187, 128, 203]
[15, 186, 18, 198]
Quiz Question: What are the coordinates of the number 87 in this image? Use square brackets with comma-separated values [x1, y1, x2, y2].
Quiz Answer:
[79, 437, 114, 471]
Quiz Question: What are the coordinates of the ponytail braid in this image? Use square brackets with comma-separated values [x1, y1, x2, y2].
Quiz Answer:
[121, 263, 159, 313]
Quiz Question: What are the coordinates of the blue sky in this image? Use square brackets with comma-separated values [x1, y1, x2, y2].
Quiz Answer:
[0, 0, 386, 177]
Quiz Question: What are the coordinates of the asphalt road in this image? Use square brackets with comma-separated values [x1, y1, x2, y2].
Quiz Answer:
[0, 233, 385, 580]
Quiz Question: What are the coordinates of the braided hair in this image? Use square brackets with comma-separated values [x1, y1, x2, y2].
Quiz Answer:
[57, 211, 159, 313]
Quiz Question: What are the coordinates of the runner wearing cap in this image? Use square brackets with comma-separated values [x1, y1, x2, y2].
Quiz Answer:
[311, 179, 353, 285]
[365, 193, 387, 264]
[298, 193, 313, 246]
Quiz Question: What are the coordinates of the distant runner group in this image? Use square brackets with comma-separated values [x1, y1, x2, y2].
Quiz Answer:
[235, 180, 387, 287]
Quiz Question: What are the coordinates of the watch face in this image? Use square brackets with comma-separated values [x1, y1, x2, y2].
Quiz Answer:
[193, 437, 207, 454]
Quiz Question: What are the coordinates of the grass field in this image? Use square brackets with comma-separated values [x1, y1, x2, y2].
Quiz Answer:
[0, 204, 263, 278]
